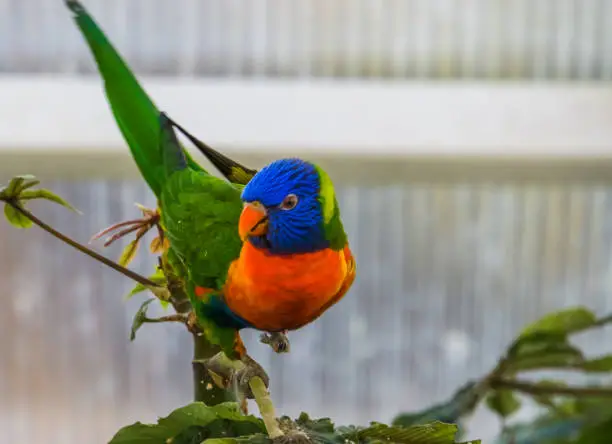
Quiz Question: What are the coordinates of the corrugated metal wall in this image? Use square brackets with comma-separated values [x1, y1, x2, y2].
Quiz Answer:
[2, 176, 612, 442]
[1, 0, 612, 79]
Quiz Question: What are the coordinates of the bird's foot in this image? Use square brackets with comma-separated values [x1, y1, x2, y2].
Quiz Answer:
[260, 331, 291, 354]
[196, 351, 270, 413]
[234, 354, 270, 400]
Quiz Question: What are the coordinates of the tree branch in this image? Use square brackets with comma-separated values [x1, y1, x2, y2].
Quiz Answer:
[142, 314, 189, 324]
[592, 313, 612, 329]
[491, 378, 612, 398]
[3, 199, 164, 291]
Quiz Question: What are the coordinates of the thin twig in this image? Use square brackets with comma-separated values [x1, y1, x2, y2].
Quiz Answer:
[4, 200, 162, 289]
[143, 314, 189, 324]
[592, 313, 612, 329]
[103, 223, 143, 247]
[491, 378, 612, 398]
[89, 218, 142, 243]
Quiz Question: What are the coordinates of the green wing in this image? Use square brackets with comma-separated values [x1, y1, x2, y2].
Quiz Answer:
[66, 0, 205, 197]
[158, 116, 245, 354]
[158, 116, 243, 288]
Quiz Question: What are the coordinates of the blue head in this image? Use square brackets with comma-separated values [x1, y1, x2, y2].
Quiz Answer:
[238, 158, 331, 255]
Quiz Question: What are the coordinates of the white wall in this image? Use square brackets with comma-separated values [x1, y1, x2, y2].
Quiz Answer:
[1, 75, 611, 158]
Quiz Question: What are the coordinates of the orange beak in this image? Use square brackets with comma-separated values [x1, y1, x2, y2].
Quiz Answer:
[239, 201, 268, 241]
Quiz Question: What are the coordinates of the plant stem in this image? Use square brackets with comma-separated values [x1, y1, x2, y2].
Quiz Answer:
[192, 333, 234, 405]
[4, 198, 239, 407]
[6, 200, 161, 289]
[143, 314, 189, 324]
[592, 313, 612, 329]
[491, 378, 612, 397]
[249, 376, 284, 438]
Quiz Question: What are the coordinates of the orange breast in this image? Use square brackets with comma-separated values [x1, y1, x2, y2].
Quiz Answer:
[223, 242, 355, 332]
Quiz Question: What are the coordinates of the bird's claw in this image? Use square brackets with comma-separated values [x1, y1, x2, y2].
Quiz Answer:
[234, 354, 270, 400]
[260, 331, 291, 354]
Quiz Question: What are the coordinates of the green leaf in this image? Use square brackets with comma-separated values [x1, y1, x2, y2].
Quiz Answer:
[507, 342, 585, 372]
[486, 390, 521, 419]
[3, 203, 32, 228]
[109, 402, 265, 444]
[508, 331, 570, 357]
[126, 268, 167, 300]
[347, 421, 467, 444]
[119, 239, 140, 267]
[519, 307, 597, 338]
[6, 174, 36, 195]
[392, 381, 480, 428]
[19, 178, 40, 191]
[20, 189, 81, 213]
[130, 298, 155, 341]
[1, 175, 40, 200]
[295, 412, 335, 434]
[582, 355, 612, 372]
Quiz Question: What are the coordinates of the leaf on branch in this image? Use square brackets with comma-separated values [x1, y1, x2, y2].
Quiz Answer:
[301, 411, 481, 444]
[130, 298, 155, 341]
[582, 355, 612, 372]
[1, 174, 37, 198]
[20, 189, 81, 213]
[149, 236, 163, 254]
[343, 421, 473, 444]
[108, 402, 265, 444]
[126, 268, 167, 300]
[3, 203, 33, 228]
[392, 381, 481, 428]
[119, 239, 140, 267]
[1, 175, 80, 229]
[486, 390, 521, 419]
[19, 178, 40, 191]
[506, 339, 585, 372]
[519, 307, 597, 338]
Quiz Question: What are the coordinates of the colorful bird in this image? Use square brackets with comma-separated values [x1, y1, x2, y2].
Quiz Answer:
[66, 0, 356, 367]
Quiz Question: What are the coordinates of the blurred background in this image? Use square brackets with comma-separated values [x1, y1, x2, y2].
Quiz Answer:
[1, 0, 612, 442]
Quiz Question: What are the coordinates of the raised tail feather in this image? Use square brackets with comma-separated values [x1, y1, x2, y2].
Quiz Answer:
[65, 0, 204, 197]
[166, 116, 258, 186]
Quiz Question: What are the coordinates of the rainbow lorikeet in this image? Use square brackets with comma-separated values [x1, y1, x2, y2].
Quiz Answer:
[66, 0, 356, 363]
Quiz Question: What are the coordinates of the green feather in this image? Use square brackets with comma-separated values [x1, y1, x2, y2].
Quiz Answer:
[314, 165, 348, 250]
[167, 116, 258, 186]
[67, 0, 245, 356]
[66, 0, 204, 197]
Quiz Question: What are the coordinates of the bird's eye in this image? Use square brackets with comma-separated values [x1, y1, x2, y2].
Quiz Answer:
[279, 194, 298, 210]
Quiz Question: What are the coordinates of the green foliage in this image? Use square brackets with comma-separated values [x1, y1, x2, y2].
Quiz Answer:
[1, 175, 80, 229]
[486, 390, 521, 418]
[518, 307, 597, 338]
[389, 306, 612, 443]
[127, 268, 170, 310]
[505, 308, 601, 374]
[4, 204, 32, 228]
[19, 188, 80, 212]
[109, 402, 265, 444]
[109, 403, 478, 444]
[130, 298, 155, 341]
[127, 268, 167, 299]
[119, 239, 140, 267]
